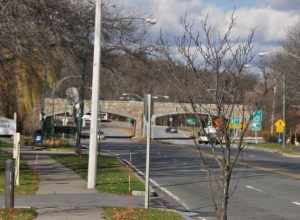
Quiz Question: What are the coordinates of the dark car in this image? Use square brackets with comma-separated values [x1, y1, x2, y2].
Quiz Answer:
[165, 127, 178, 133]
[33, 129, 43, 145]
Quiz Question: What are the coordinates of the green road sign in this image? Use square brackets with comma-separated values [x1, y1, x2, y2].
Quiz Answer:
[186, 118, 196, 126]
[229, 116, 240, 129]
[250, 110, 263, 131]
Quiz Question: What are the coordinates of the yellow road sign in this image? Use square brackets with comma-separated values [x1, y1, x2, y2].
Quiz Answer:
[275, 119, 285, 133]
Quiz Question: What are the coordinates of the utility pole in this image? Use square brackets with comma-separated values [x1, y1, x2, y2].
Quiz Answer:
[270, 86, 276, 136]
[87, 0, 101, 189]
[282, 73, 286, 148]
[144, 94, 151, 209]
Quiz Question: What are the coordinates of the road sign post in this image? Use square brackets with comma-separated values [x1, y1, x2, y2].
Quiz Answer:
[275, 119, 286, 146]
[250, 111, 263, 143]
[13, 133, 21, 186]
[5, 159, 14, 208]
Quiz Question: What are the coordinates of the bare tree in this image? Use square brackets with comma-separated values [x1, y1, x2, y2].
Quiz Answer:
[158, 12, 266, 220]
[0, 0, 156, 133]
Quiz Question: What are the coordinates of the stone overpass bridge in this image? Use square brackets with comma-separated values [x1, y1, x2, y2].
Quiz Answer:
[45, 98, 247, 136]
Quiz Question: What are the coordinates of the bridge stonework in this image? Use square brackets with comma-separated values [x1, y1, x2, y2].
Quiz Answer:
[44, 98, 246, 136]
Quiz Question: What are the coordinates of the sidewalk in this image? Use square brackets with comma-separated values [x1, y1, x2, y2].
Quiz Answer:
[0, 144, 191, 219]
[0, 150, 144, 220]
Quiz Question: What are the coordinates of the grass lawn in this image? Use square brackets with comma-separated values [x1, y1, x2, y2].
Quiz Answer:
[52, 155, 144, 194]
[252, 142, 300, 154]
[0, 208, 37, 220]
[103, 208, 183, 220]
[46, 146, 76, 152]
[0, 139, 13, 149]
[0, 142, 38, 195]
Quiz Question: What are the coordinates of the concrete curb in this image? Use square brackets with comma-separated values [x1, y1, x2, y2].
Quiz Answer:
[155, 208, 195, 220]
[105, 150, 215, 220]
[120, 158, 190, 211]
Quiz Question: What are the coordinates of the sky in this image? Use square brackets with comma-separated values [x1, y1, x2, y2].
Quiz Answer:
[117, 0, 300, 55]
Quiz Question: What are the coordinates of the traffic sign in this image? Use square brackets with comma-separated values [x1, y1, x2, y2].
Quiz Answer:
[0, 117, 16, 136]
[186, 117, 196, 126]
[251, 122, 262, 131]
[250, 110, 263, 131]
[213, 117, 223, 128]
[229, 116, 240, 129]
[275, 119, 285, 133]
[251, 110, 263, 122]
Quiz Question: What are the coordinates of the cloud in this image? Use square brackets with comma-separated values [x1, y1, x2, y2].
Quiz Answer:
[118, 0, 300, 54]
[259, 0, 300, 11]
[233, 7, 299, 43]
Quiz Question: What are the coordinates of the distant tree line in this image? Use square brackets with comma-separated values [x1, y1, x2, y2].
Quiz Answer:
[0, 0, 154, 131]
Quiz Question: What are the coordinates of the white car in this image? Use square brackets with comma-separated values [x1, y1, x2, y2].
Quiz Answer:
[198, 135, 209, 144]
[198, 126, 218, 144]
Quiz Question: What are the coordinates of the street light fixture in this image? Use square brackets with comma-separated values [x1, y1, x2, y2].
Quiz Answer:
[153, 95, 170, 100]
[121, 93, 143, 101]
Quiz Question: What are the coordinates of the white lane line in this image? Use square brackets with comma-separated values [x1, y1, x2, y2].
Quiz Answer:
[122, 159, 190, 211]
[292, 201, 300, 206]
[245, 185, 264, 193]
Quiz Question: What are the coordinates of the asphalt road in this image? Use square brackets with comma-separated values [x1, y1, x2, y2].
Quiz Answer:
[95, 122, 300, 220]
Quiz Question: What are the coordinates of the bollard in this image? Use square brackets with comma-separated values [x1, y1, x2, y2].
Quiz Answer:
[5, 159, 15, 208]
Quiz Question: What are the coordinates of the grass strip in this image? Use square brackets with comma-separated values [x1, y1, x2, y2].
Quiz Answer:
[0, 208, 37, 220]
[103, 208, 183, 220]
[251, 142, 300, 155]
[52, 155, 144, 194]
[0, 149, 38, 195]
[0, 139, 13, 149]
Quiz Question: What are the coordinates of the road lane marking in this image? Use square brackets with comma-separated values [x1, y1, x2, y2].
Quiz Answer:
[121, 158, 191, 210]
[245, 185, 264, 193]
[292, 201, 300, 206]
[190, 148, 300, 181]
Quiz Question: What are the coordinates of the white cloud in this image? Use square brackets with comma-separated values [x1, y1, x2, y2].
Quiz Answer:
[233, 7, 299, 43]
[259, 0, 300, 11]
[118, 0, 300, 53]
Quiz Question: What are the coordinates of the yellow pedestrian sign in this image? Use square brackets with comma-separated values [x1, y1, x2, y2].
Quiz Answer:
[275, 119, 285, 133]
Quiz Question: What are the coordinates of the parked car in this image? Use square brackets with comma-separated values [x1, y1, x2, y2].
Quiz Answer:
[165, 127, 178, 133]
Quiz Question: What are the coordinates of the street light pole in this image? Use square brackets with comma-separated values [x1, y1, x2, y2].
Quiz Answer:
[87, 0, 101, 189]
[270, 86, 276, 136]
[144, 94, 151, 209]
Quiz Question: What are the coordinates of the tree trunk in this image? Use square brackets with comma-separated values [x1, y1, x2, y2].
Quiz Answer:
[220, 171, 231, 220]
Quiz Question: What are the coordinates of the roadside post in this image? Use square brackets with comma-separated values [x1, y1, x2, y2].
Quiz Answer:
[144, 94, 152, 209]
[5, 159, 15, 208]
[13, 133, 21, 186]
